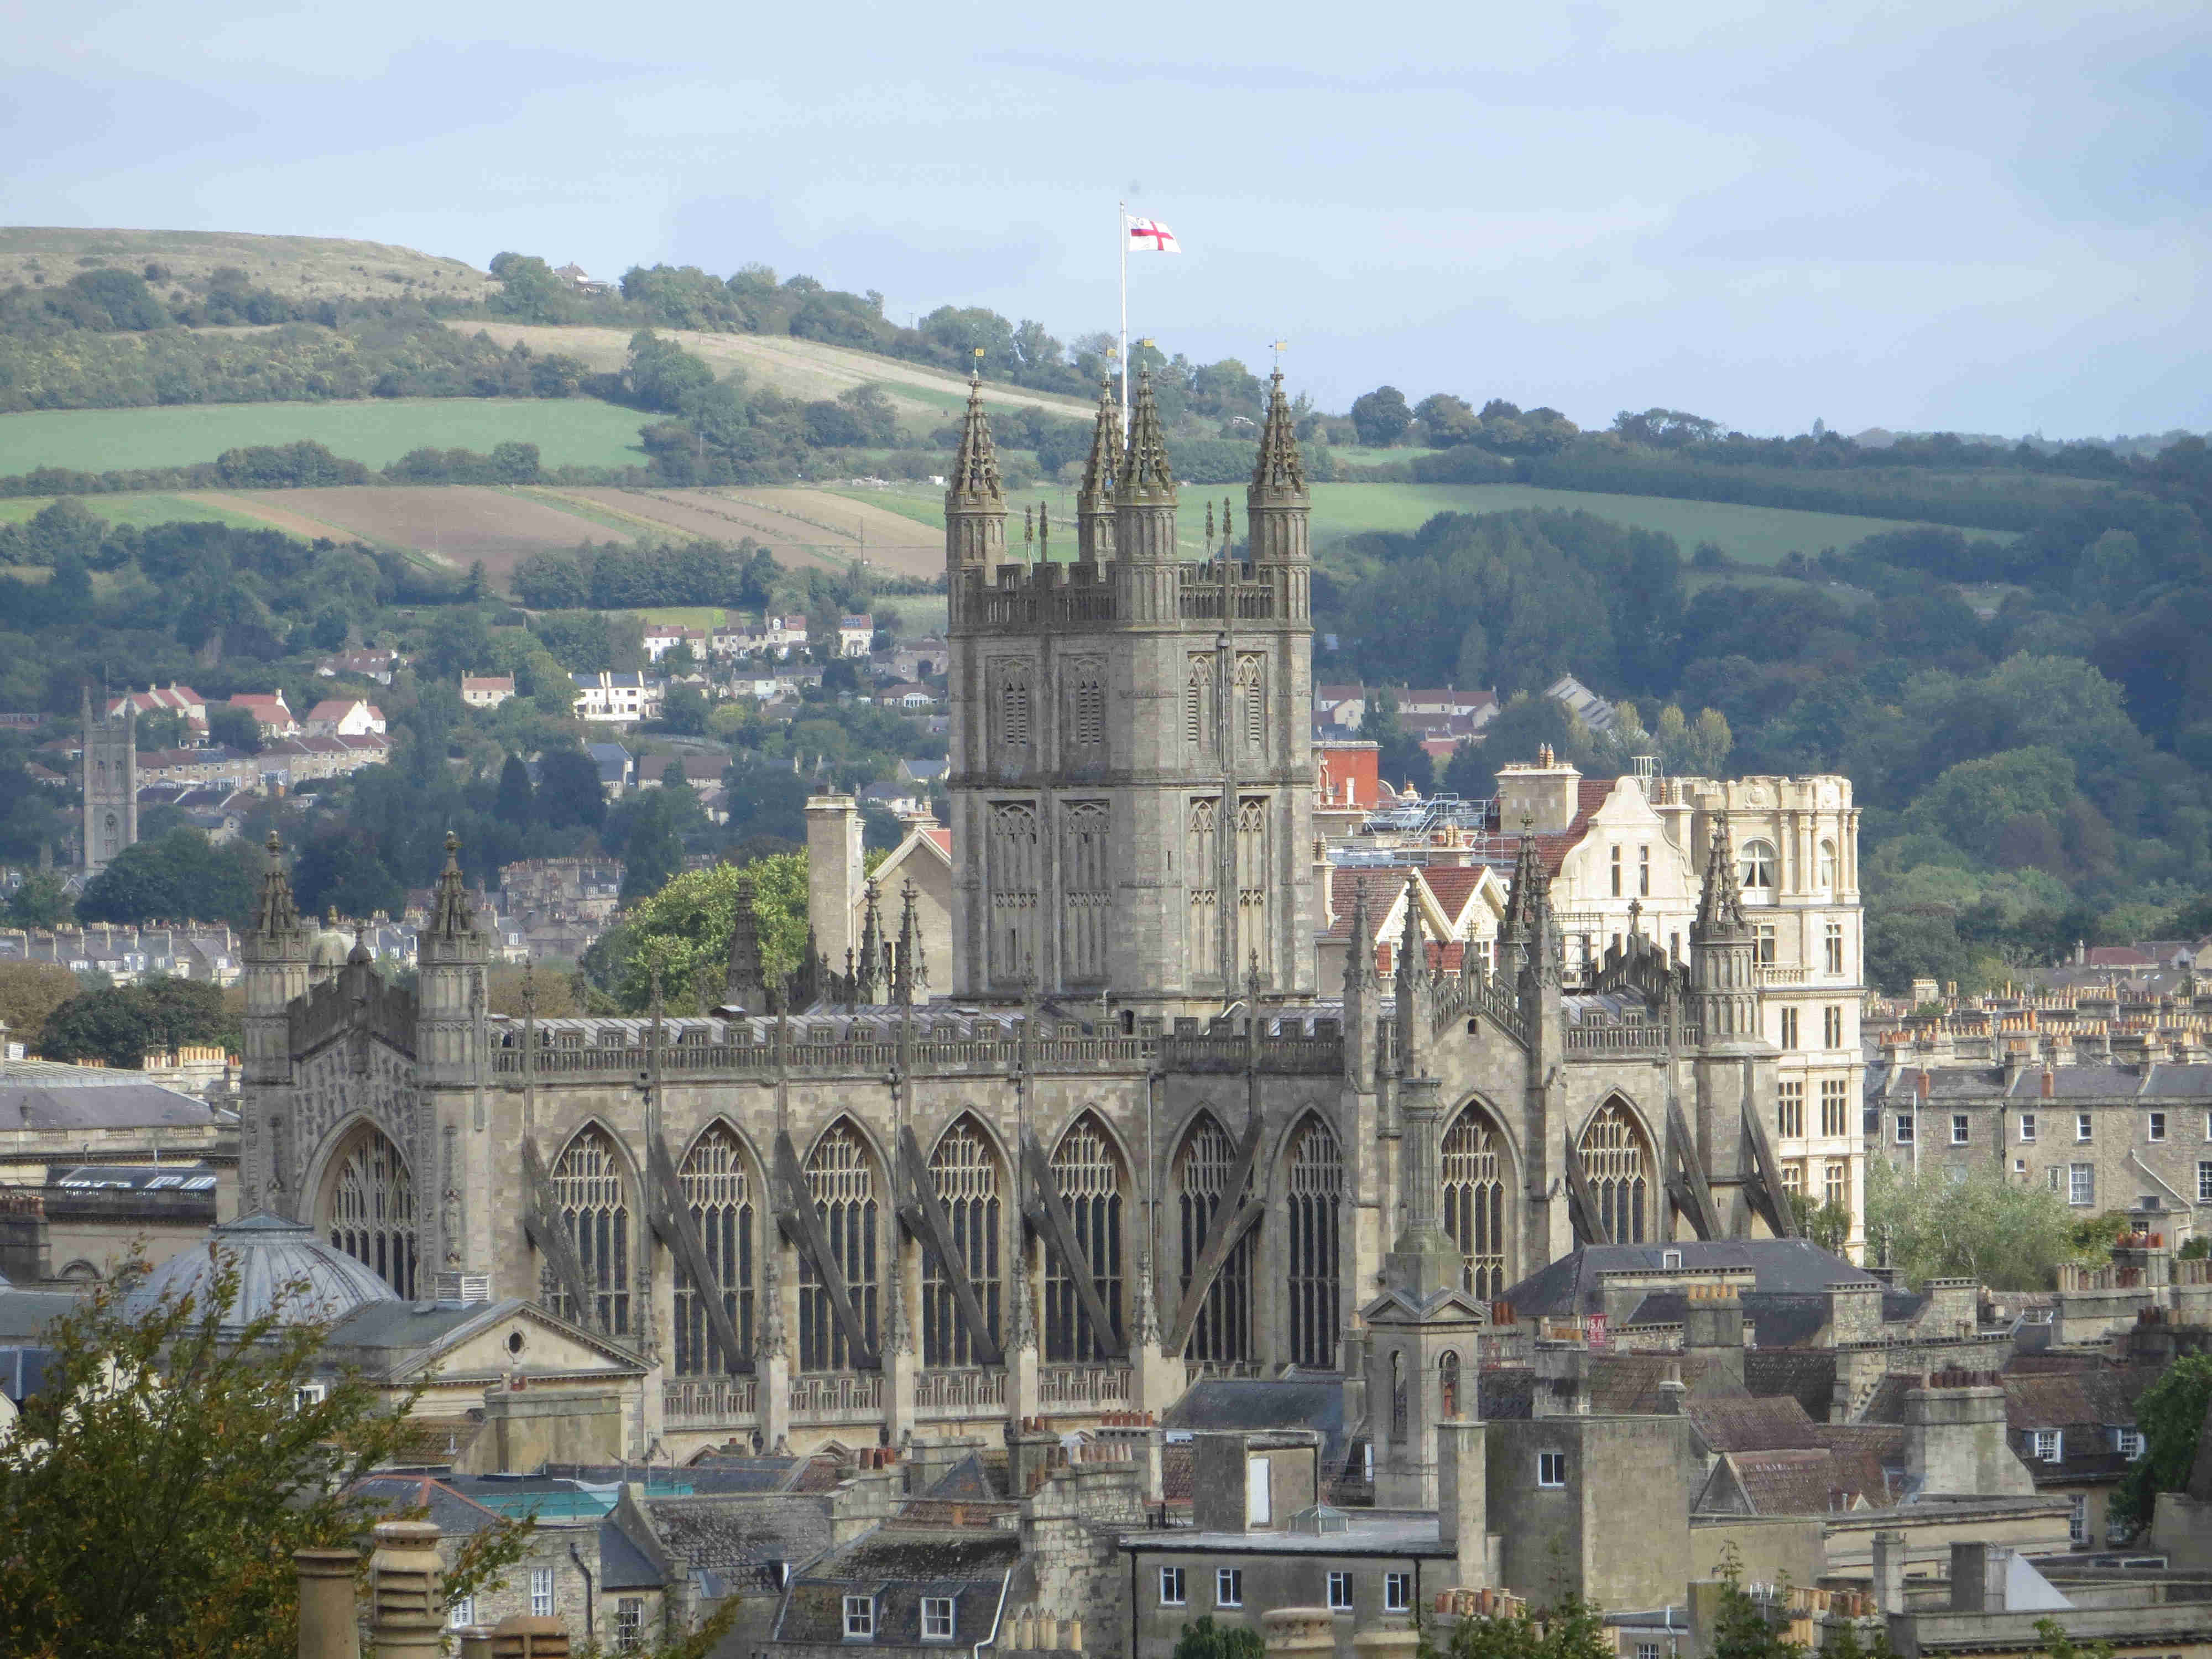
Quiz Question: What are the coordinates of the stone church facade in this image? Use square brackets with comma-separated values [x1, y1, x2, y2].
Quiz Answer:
[238, 375, 1819, 1458]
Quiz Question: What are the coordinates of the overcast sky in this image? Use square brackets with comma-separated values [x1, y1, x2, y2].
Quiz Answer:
[9, 0, 2206, 438]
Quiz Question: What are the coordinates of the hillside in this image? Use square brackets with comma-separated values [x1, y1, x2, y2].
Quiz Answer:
[0, 227, 497, 305]
[456, 321, 1096, 426]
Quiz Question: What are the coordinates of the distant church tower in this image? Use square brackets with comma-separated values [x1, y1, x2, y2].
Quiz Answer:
[80, 686, 137, 873]
[944, 369, 1316, 1011]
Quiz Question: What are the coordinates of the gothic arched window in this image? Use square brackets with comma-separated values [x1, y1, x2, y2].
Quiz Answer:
[1578, 1101, 1653, 1245]
[1176, 1114, 1251, 1364]
[1440, 1350, 1460, 1419]
[1390, 1350, 1407, 1442]
[550, 1126, 630, 1335]
[1441, 1106, 1508, 1300]
[800, 1121, 879, 1371]
[674, 1124, 754, 1376]
[1046, 1114, 1124, 1361]
[1285, 1117, 1342, 1370]
[324, 1123, 416, 1298]
[923, 1117, 1001, 1367]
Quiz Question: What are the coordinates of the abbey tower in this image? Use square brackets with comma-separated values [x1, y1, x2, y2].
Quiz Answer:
[944, 371, 1315, 1011]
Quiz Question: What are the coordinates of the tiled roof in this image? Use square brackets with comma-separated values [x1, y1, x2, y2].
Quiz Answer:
[1588, 1353, 1746, 1413]
[1721, 1448, 1866, 1516]
[1744, 1350, 1839, 1421]
[1683, 1395, 1820, 1453]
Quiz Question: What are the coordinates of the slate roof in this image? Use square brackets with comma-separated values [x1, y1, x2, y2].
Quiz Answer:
[0, 1081, 216, 1129]
[349, 1474, 508, 1536]
[1162, 1377, 1348, 1467]
[776, 1528, 1019, 1646]
[599, 1519, 665, 1590]
[646, 1491, 834, 1580]
[0, 1291, 80, 1343]
[1504, 1239, 1876, 1319]
[924, 1451, 1009, 1502]
[1478, 1366, 1535, 1421]
[670, 1454, 808, 1493]
[1588, 1352, 1746, 1413]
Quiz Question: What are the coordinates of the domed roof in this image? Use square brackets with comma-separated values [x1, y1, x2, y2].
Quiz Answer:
[310, 916, 350, 969]
[122, 1212, 400, 1332]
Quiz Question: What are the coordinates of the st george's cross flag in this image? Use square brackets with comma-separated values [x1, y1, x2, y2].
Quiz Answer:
[1128, 217, 1181, 253]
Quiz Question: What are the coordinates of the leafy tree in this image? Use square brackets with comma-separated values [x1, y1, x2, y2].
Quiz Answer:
[1864, 1157, 2079, 1290]
[1419, 1590, 1613, 1659]
[2108, 1353, 2212, 1535]
[291, 828, 406, 921]
[77, 829, 257, 927]
[1788, 1193, 1853, 1254]
[487, 252, 572, 325]
[0, 960, 81, 1043]
[538, 747, 607, 831]
[1414, 393, 1480, 447]
[206, 704, 262, 755]
[3, 872, 73, 928]
[38, 976, 233, 1068]
[615, 782, 699, 904]
[1171, 1616, 1265, 1659]
[0, 1250, 530, 1659]
[2031, 1618, 2115, 1659]
[1350, 385, 1413, 447]
[583, 853, 807, 1013]
[493, 753, 535, 826]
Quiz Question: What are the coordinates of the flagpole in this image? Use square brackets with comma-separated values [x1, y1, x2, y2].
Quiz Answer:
[1118, 200, 1129, 429]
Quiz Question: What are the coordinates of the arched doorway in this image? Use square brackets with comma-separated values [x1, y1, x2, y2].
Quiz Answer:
[550, 1125, 632, 1335]
[1046, 1113, 1125, 1361]
[1441, 1105, 1510, 1300]
[1176, 1112, 1252, 1363]
[674, 1123, 754, 1376]
[923, 1117, 1001, 1366]
[800, 1120, 879, 1371]
[1284, 1116, 1342, 1370]
[321, 1121, 417, 1298]
[1579, 1100, 1655, 1244]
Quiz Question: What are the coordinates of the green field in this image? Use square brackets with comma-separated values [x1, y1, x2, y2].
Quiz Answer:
[0, 491, 272, 531]
[0, 398, 653, 474]
[826, 479, 1989, 567]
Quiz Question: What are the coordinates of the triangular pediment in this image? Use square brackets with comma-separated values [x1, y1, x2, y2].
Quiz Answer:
[1360, 1285, 1490, 1325]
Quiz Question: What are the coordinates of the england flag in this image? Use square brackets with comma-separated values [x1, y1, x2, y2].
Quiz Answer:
[1128, 217, 1181, 253]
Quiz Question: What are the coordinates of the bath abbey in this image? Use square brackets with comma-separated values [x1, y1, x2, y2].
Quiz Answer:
[236, 370, 1864, 1457]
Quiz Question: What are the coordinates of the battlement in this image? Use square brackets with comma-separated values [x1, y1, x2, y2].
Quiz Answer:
[487, 1008, 1347, 1080]
[953, 559, 1304, 633]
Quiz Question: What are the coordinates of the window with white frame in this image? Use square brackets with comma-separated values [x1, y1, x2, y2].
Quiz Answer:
[843, 1595, 875, 1639]
[1780, 1007, 1799, 1048]
[1327, 1572, 1353, 1611]
[1216, 1569, 1243, 1608]
[2069, 1164, 2094, 1207]
[1160, 1568, 1186, 1606]
[1385, 1574, 1412, 1613]
[1537, 1451, 1566, 1487]
[1755, 924, 1776, 966]
[2033, 1430, 2063, 1462]
[2015, 1159, 2028, 1175]
[615, 1598, 645, 1652]
[1896, 1115, 1916, 1145]
[1952, 1114, 1970, 1145]
[1639, 1645, 1663, 1659]
[1824, 922, 1844, 975]
[2020, 1113, 2037, 1143]
[2076, 1112, 2094, 1142]
[448, 1596, 476, 1630]
[2149, 1112, 2167, 1142]
[2114, 1428, 2145, 1459]
[1739, 840, 1776, 892]
[2070, 1494, 2088, 1546]
[1778, 1081, 1804, 1139]
[531, 1569, 556, 1618]
[1824, 1006, 1844, 1048]
[922, 1598, 956, 1641]
[2200, 1161, 2212, 1203]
